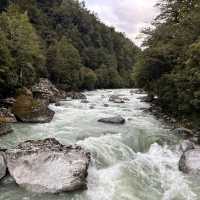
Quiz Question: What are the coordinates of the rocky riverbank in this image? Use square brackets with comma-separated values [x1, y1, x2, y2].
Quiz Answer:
[0, 78, 87, 133]
[134, 89, 200, 175]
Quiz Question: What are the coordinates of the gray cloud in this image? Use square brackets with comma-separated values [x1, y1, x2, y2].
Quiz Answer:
[85, 0, 159, 46]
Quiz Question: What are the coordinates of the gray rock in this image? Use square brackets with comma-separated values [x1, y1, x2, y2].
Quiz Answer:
[98, 116, 125, 124]
[66, 92, 86, 100]
[123, 97, 130, 101]
[104, 104, 109, 107]
[140, 94, 154, 103]
[179, 149, 200, 174]
[179, 140, 195, 152]
[32, 78, 61, 103]
[0, 108, 17, 123]
[0, 123, 13, 136]
[134, 89, 145, 94]
[109, 95, 121, 102]
[0, 152, 6, 179]
[6, 138, 90, 194]
[113, 99, 125, 104]
[55, 102, 61, 107]
[109, 95, 126, 103]
[89, 105, 95, 109]
[81, 99, 89, 103]
[173, 128, 194, 138]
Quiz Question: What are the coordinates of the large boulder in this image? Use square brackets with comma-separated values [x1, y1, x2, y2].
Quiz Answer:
[12, 93, 54, 123]
[32, 78, 62, 103]
[0, 152, 6, 179]
[179, 149, 200, 174]
[6, 138, 90, 194]
[0, 108, 17, 123]
[0, 123, 13, 136]
[66, 92, 86, 100]
[98, 116, 125, 124]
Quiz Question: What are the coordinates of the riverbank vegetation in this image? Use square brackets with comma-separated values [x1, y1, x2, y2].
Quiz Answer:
[133, 0, 200, 127]
[0, 0, 139, 97]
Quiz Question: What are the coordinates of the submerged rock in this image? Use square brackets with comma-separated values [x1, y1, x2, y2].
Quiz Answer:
[6, 138, 90, 194]
[179, 149, 200, 174]
[179, 140, 195, 152]
[0, 123, 13, 136]
[139, 94, 154, 103]
[0, 152, 6, 179]
[12, 94, 54, 123]
[66, 92, 86, 100]
[55, 102, 61, 107]
[113, 99, 125, 103]
[109, 95, 121, 102]
[81, 99, 89, 103]
[173, 128, 194, 138]
[98, 116, 125, 124]
[109, 95, 125, 103]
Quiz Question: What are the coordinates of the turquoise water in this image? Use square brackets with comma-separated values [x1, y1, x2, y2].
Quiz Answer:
[0, 89, 198, 200]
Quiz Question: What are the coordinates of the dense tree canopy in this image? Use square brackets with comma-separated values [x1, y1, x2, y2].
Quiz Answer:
[0, 5, 45, 96]
[133, 0, 200, 125]
[0, 0, 139, 95]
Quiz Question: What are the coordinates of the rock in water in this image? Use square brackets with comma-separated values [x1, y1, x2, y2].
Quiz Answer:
[0, 152, 6, 179]
[81, 99, 89, 103]
[109, 95, 121, 102]
[6, 138, 90, 194]
[179, 140, 195, 152]
[173, 128, 194, 138]
[98, 116, 125, 124]
[0, 123, 13, 136]
[12, 94, 54, 123]
[179, 149, 200, 174]
[66, 92, 86, 100]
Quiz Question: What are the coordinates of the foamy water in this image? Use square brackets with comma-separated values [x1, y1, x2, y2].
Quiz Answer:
[0, 89, 198, 200]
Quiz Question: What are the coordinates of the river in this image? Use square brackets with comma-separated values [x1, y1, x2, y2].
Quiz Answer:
[0, 89, 198, 200]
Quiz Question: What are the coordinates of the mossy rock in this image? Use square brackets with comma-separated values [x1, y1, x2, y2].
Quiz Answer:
[12, 95, 54, 123]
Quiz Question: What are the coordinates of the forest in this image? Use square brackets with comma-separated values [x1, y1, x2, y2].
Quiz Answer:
[133, 0, 200, 127]
[0, 0, 139, 96]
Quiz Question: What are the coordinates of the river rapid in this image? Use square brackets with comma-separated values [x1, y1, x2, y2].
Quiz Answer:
[0, 89, 199, 200]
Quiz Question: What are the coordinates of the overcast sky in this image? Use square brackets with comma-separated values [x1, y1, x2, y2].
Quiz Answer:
[84, 0, 159, 46]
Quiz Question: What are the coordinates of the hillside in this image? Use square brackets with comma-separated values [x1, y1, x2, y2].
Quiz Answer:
[0, 0, 139, 97]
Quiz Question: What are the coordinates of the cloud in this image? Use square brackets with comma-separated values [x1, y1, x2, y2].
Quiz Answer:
[84, 0, 159, 46]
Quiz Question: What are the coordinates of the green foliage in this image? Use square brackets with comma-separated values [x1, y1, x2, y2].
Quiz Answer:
[133, 0, 200, 124]
[0, 30, 15, 95]
[47, 37, 82, 90]
[0, 0, 139, 96]
[0, 5, 45, 95]
[79, 67, 97, 90]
